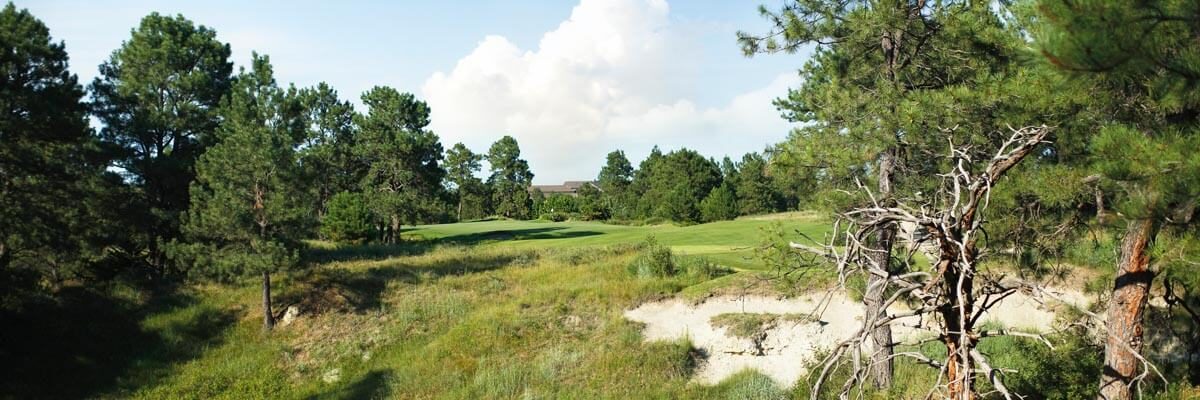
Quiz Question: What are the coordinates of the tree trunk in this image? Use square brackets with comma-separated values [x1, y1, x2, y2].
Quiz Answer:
[262, 271, 275, 330]
[1098, 218, 1158, 400]
[942, 259, 977, 400]
[865, 149, 897, 388]
[390, 214, 402, 244]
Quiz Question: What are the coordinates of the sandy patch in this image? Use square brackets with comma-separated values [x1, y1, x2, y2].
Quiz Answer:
[623, 289, 1090, 387]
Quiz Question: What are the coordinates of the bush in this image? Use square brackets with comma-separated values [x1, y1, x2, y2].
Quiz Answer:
[321, 192, 373, 244]
[626, 236, 676, 278]
[538, 212, 570, 222]
[626, 237, 731, 279]
[674, 256, 731, 279]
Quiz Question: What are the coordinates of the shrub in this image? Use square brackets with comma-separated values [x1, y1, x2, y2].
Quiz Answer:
[674, 256, 732, 279]
[321, 192, 373, 244]
[626, 236, 676, 278]
[626, 237, 731, 279]
[538, 212, 570, 222]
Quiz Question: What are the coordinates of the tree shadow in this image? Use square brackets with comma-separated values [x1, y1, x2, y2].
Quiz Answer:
[0, 286, 238, 399]
[280, 249, 532, 315]
[305, 227, 603, 266]
[308, 369, 392, 400]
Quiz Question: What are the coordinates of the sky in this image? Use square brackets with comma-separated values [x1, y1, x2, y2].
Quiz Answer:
[20, 0, 810, 183]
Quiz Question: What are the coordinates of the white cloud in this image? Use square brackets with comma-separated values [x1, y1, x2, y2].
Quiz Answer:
[422, 0, 797, 183]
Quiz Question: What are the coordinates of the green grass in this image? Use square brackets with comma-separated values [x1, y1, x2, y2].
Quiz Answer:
[401, 214, 830, 272]
[6, 213, 1196, 399]
[709, 313, 814, 339]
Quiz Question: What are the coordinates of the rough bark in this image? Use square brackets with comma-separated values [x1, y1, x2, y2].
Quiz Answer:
[1098, 218, 1158, 400]
[262, 271, 274, 330]
[865, 149, 897, 388]
[941, 248, 977, 400]
[390, 214, 402, 244]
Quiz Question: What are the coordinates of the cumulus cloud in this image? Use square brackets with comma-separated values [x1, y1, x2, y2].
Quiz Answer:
[422, 0, 798, 183]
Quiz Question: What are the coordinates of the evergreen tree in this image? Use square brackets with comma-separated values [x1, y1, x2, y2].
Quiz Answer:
[0, 4, 110, 293]
[628, 147, 721, 223]
[735, 152, 778, 216]
[321, 191, 372, 244]
[720, 156, 739, 189]
[445, 142, 486, 221]
[741, 2, 1029, 390]
[630, 146, 665, 218]
[576, 182, 607, 221]
[598, 150, 635, 219]
[90, 13, 233, 276]
[1037, 2, 1200, 398]
[297, 83, 360, 222]
[354, 87, 445, 242]
[174, 55, 308, 330]
[486, 136, 534, 219]
[700, 183, 738, 222]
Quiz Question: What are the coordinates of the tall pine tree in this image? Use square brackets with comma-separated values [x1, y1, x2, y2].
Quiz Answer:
[486, 136, 534, 219]
[355, 87, 445, 242]
[90, 13, 232, 276]
[174, 54, 309, 330]
[1037, 2, 1200, 398]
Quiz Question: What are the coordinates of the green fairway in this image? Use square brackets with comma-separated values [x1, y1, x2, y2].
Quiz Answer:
[403, 213, 830, 271]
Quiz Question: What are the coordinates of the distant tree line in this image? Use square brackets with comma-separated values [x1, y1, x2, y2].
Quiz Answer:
[548, 147, 790, 224]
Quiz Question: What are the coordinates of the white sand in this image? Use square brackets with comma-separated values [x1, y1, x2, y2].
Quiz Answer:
[623, 289, 1090, 387]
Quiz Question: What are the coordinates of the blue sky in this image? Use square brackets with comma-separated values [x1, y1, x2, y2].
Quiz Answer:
[21, 0, 808, 183]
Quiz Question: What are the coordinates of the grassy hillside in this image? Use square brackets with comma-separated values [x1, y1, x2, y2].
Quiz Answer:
[7, 214, 1192, 399]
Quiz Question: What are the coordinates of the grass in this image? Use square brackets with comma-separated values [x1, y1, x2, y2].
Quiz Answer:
[709, 313, 815, 339]
[400, 214, 831, 272]
[4, 213, 1196, 399]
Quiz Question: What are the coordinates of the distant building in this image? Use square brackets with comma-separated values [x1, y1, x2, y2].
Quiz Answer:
[530, 180, 599, 197]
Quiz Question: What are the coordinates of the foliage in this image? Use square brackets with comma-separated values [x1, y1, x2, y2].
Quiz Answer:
[700, 183, 738, 222]
[626, 236, 677, 278]
[321, 192, 373, 244]
[296, 82, 360, 222]
[735, 152, 779, 215]
[486, 135, 534, 219]
[445, 142, 488, 221]
[90, 12, 233, 275]
[171, 54, 308, 282]
[0, 3, 113, 294]
[576, 182, 608, 220]
[354, 87, 446, 242]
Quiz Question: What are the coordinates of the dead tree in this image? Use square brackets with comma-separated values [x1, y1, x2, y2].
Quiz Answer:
[800, 125, 1056, 400]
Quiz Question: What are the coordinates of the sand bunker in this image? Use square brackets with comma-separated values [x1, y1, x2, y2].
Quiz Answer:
[623, 289, 1091, 387]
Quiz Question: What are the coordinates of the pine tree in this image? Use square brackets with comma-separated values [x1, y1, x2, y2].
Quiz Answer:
[355, 87, 445, 242]
[321, 192, 372, 244]
[0, 4, 108, 293]
[742, 1, 1034, 393]
[735, 152, 778, 216]
[174, 54, 308, 330]
[90, 13, 232, 276]
[445, 142, 486, 221]
[700, 184, 738, 222]
[630, 148, 721, 223]
[1037, 2, 1200, 398]
[487, 136, 534, 219]
[297, 82, 360, 222]
[598, 150, 635, 219]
